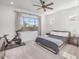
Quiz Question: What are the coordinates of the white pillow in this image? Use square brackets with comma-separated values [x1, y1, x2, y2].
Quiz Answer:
[50, 31, 69, 37]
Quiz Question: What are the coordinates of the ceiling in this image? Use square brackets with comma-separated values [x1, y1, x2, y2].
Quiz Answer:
[0, 0, 79, 14]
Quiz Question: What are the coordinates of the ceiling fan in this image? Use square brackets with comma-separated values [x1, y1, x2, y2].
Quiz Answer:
[33, 0, 54, 12]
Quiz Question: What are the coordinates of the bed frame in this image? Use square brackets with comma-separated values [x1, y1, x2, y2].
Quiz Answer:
[36, 42, 58, 54]
[36, 30, 71, 54]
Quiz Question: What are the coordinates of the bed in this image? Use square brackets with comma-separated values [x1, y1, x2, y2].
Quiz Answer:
[35, 30, 71, 54]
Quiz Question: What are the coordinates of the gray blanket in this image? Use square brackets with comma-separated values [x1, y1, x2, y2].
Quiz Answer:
[35, 35, 68, 54]
[38, 35, 63, 47]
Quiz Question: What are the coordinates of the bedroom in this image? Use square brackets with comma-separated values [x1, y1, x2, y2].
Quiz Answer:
[0, 0, 79, 59]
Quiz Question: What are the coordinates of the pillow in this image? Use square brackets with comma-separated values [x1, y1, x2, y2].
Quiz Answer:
[50, 31, 69, 37]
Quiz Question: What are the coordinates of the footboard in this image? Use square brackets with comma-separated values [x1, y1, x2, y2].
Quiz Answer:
[35, 37, 59, 54]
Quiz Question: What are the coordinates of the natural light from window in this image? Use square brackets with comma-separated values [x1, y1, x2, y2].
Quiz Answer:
[62, 52, 76, 59]
[20, 16, 39, 31]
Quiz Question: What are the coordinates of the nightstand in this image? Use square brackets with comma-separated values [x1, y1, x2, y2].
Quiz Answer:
[69, 36, 79, 47]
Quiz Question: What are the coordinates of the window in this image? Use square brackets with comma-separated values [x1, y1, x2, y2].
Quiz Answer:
[15, 12, 40, 34]
[20, 16, 39, 31]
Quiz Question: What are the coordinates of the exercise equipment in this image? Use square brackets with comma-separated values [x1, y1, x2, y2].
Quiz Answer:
[2, 29, 22, 48]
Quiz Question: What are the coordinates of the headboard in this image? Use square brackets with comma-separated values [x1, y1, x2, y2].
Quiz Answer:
[52, 30, 70, 33]
[49, 30, 71, 40]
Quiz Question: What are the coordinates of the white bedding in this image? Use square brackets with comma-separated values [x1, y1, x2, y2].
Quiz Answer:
[50, 31, 69, 37]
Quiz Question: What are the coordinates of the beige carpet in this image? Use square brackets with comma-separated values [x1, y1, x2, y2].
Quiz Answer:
[4, 41, 79, 59]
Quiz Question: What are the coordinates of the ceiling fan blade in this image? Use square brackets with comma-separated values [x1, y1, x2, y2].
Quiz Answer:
[40, 0, 44, 5]
[46, 2, 53, 6]
[36, 7, 42, 10]
[33, 4, 42, 7]
[45, 7, 53, 10]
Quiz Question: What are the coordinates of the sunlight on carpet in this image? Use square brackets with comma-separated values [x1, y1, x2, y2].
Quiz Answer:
[62, 52, 76, 59]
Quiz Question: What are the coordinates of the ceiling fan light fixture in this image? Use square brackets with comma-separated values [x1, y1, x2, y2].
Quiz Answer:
[10, 1, 14, 5]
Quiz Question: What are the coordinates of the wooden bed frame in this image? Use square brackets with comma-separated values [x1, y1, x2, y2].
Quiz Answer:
[36, 30, 71, 54]
[36, 42, 58, 54]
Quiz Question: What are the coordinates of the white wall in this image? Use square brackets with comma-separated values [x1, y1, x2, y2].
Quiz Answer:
[40, 14, 46, 35]
[0, 5, 15, 40]
[0, 4, 39, 41]
[45, 6, 79, 36]
[20, 31, 38, 42]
